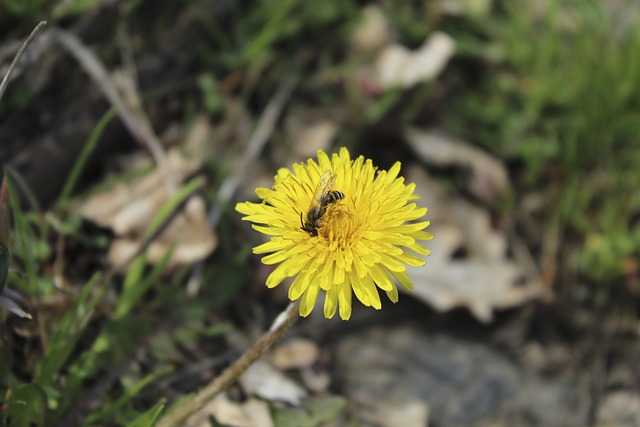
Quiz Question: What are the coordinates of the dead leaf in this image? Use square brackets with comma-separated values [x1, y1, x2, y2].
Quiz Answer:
[350, 5, 391, 54]
[286, 117, 338, 161]
[243, 398, 275, 427]
[239, 360, 308, 405]
[299, 368, 331, 394]
[596, 391, 640, 427]
[270, 338, 329, 394]
[271, 338, 320, 370]
[73, 117, 216, 267]
[184, 394, 274, 427]
[361, 400, 429, 427]
[404, 166, 544, 322]
[437, 0, 494, 18]
[375, 32, 455, 89]
[106, 195, 215, 266]
[405, 128, 511, 202]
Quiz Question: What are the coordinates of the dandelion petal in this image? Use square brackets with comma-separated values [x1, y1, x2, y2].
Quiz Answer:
[235, 148, 432, 320]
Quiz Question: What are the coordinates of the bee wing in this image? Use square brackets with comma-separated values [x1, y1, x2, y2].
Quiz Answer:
[311, 171, 335, 205]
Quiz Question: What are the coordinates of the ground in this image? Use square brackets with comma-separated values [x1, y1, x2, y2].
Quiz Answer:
[1, 1, 639, 426]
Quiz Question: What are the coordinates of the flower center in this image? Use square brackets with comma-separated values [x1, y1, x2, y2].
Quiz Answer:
[319, 203, 359, 247]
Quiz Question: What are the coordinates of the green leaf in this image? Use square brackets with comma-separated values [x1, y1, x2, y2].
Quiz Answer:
[114, 247, 174, 319]
[3, 383, 48, 427]
[243, 0, 299, 61]
[5, 175, 36, 282]
[57, 108, 117, 206]
[51, 0, 104, 19]
[271, 396, 348, 427]
[197, 73, 225, 115]
[84, 366, 172, 425]
[128, 399, 167, 427]
[34, 273, 104, 389]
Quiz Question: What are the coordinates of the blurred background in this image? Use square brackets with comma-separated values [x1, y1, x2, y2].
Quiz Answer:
[1, 0, 639, 426]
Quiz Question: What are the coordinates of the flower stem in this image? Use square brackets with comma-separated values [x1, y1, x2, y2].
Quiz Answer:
[156, 300, 301, 427]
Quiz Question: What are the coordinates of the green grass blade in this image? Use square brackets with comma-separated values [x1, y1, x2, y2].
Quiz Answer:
[58, 108, 118, 206]
[83, 365, 172, 426]
[243, 0, 298, 61]
[5, 175, 39, 293]
[2, 383, 48, 427]
[34, 272, 104, 388]
[144, 176, 206, 240]
[114, 247, 174, 319]
[129, 399, 167, 427]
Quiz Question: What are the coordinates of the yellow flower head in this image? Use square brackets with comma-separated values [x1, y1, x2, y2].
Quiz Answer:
[236, 148, 433, 320]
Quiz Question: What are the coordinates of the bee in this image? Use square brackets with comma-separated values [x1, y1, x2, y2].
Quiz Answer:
[300, 171, 344, 236]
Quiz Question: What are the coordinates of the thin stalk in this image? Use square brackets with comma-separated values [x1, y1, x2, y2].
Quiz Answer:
[156, 300, 301, 427]
[0, 21, 46, 102]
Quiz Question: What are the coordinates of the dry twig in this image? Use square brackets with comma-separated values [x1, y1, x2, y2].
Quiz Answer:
[50, 27, 177, 192]
[156, 300, 301, 427]
[186, 73, 298, 296]
[0, 21, 47, 103]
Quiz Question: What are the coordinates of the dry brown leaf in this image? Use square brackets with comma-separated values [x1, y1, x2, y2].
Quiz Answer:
[404, 166, 544, 323]
[239, 360, 308, 405]
[243, 398, 274, 427]
[271, 338, 320, 370]
[73, 117, 216, 267]
[596, 391, 640, 427]
[286, 116, 338, 161]
[349, 6, 454, 91]
[270, 338, 328, 393]
[106, 195, 215, 266]
[437, 0, 494, 18]
[184, 394, 274, 427]
[405, 128, 511, 202]
[375, 32, 455, 89]
[362, 400, 430, 427]
[299, 368, 331, 394]
[350, 4, 391, 54]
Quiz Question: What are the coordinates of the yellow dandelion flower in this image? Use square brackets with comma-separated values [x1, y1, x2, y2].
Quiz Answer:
[235, 147, 433, 320]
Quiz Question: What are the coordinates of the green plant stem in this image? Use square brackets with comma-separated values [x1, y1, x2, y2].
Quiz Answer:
[156, 299, 302, 427]
[58, 107, 118, 205]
